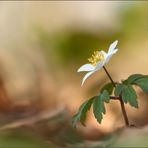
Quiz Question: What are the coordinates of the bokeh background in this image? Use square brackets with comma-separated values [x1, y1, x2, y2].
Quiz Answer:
[0, 1, 148, 147]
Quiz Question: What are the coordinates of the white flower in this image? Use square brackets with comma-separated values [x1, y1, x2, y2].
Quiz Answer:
[78, 40, 118, 86]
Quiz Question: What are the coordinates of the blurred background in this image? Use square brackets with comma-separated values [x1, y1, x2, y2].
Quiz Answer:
[0, 1, 148, 147]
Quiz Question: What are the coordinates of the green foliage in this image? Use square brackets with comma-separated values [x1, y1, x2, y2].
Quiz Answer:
[93, 95, 105, 123]
[72, 114, 81, 129]
[122, 84, 138, 108]
[101, 90, 110, 103]
[101, 82, 114, 95]
[134, 77, 148, 92]
[72, 98, 94, 128]
[114, 74, 148, 108]
[93, 91, 109, 123]
[127, 74, 148, 92]
[72, 91, 110, 127]
[127, 74, 144, 84]
[73, 74, 148, 127]
[114, 84, 124, 97]
[114, 83, 138, 108]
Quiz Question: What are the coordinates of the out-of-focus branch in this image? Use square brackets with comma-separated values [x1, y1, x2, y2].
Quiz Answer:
[0, 106, 68, 130]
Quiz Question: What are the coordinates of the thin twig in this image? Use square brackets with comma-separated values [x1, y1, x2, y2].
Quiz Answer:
[110, 96, 120, 100]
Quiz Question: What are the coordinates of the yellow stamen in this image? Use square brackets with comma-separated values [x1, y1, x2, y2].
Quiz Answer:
[88, 51, 104, 66]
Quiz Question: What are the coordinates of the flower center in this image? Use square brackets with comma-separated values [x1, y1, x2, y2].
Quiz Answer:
[88, 51, 104, 66]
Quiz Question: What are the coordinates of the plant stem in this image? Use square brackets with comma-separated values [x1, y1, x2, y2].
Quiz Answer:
[103, 66, 129, 126]
[119, 95, 129, 126]
[103, 66, 116, 87]
[110, 96, 120, 100]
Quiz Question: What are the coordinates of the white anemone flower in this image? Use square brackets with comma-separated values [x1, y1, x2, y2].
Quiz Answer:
[78, 40, 118, 86]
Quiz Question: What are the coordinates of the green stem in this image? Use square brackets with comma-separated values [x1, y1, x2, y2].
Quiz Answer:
[103, 66, 129, 126]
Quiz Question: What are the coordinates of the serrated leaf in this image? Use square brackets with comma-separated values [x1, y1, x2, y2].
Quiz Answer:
[114, 84, 125, 96]
[101, 82, 114, 95]
[114, 83, 138, 108]
[134, 77, 148, 92]
[72, 97, 94, 128]
[101, 90, 110, 103]
[101, 101, 105, 114]
[127, 74, 145, 84]
[122, 84, 138, 108]
[72, 113, 80, 128]
[93, 95, 106, 123]
[122, 79, 128, 85]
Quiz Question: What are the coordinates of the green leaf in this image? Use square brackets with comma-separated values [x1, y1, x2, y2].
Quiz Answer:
[122, 79, 128, 85]
[101, 82, 114, 95]
[114, 83, 138, 108]
[79, 98, 94, 125]
[93, 95, 106, 123]
[122, 84, 138, 108]
[127, 74, 145, 84]
[72, 98, 94, 128]
[72, 113, 80, 128]
[134, 77, 148, 92]
[101, 90, 110, 103]
[114, 84, 125, 96]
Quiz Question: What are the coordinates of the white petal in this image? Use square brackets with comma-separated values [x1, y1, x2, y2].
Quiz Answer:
[81, 71, 94, 86]
[105, 54, 113, 64]
[105, 48, 118, 64]
[108, 40, 118, 54]
[95, 59, 105, 71]
[77, 64, 95, 72]
[111, 48, 118, 54]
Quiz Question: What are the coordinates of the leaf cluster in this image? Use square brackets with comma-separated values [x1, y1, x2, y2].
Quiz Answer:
[72, 74, 148, 128]
[72, 90, 109, 128]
